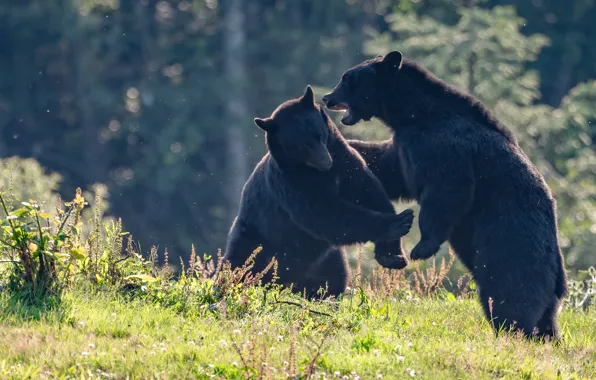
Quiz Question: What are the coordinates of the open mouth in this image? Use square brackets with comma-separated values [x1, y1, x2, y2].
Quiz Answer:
[328, 103, 348, 112]
[327, 103, 354, 124]
[324, 99, 359, 125]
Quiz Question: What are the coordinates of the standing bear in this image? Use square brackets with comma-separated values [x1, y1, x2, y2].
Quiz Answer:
[222, 86, 414, 299]
[322, 51, 568, 339]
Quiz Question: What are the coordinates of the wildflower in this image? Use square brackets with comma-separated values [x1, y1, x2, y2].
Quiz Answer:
[81, 351, 89, 357]
[376, 375, 383, 379]
[233, 329, 241, 334]
[88, 343, 95, 349]
[397, 355, 405, 362]
[277, 335, 284, 341]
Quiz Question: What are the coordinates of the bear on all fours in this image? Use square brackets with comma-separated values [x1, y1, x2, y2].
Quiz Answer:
[323, 51, 568, 340]
[222, 86, 414, 299]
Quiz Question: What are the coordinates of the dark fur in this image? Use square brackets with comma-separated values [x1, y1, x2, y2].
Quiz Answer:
[223, 86, 414, 299]
[323, 52, 568, 339]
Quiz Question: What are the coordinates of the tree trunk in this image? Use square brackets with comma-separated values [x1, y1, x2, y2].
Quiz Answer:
[73, 2, 103, 185]
[223, 0, 249, 224]
[548, 60, 573, 107]
[466, 0, 477, 96]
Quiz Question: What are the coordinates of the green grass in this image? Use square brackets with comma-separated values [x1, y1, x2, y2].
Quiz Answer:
[1, 288, 595, 379]
[1, 188, 595, 378]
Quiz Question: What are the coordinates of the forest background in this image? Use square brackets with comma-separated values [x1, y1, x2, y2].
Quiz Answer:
[1, 0, 595, 277]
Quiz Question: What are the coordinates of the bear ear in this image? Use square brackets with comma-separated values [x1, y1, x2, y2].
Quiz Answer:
[254, 117, 277, 133]
[300, 85, 316, 107]
[382, 51, 403, 71]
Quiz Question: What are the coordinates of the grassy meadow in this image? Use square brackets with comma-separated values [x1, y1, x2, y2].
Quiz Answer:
[1, 190, 595, 379]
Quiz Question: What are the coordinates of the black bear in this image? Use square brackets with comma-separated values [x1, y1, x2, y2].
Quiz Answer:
[223, 86, 414, 298]
[322, 51, 568, 339]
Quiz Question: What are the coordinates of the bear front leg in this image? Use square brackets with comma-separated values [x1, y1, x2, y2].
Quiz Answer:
[279, 189, 414, 246]
[272, 173, 414, 246]
[337, 153, 409, 269]
[301, 199, 414, 246]
[410, 181, 474, 261]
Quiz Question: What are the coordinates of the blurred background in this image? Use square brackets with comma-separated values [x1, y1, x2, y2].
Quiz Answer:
[1, 0, 595, 278]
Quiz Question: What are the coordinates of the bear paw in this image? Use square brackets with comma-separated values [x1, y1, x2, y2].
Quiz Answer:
[385, 208, 415, 240]
[376, 252, 409, 270]
[374, 241, 408, 270]
[410, 239, 441, 261]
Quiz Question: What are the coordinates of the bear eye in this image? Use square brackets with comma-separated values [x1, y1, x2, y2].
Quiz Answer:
[342, 73, 350, 83]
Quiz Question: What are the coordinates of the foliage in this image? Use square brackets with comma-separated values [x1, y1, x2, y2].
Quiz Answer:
[532, 82, 596, 268]
[0, 190, 78, 297]
[567, 266, 596, 311]
[0, 157, 113, 237]
[0, 157, 62, 210]
[0, 188, 143, 299]
[0, 184, 286, 319]
[490, 0, 596, 106]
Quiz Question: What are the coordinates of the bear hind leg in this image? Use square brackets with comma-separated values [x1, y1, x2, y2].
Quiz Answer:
[535, 298, 563, 342]
[479, 289, 544, 340]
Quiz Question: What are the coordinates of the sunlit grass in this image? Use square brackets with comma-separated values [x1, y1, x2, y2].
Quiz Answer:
[1, 288, 594, 379]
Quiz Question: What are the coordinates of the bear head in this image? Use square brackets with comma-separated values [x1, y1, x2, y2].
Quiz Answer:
[254, 85, 334, 171]
[322, 51, 403, 126]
